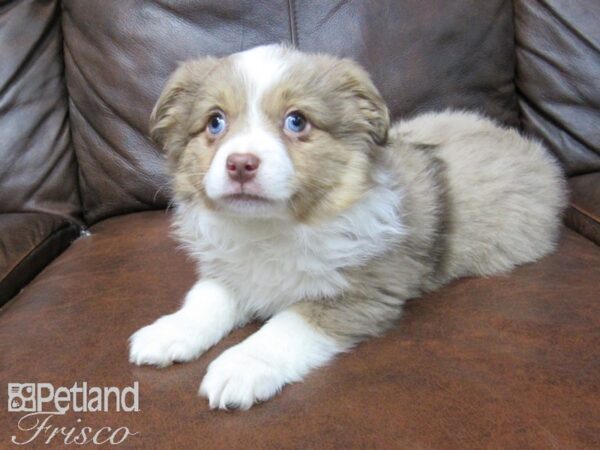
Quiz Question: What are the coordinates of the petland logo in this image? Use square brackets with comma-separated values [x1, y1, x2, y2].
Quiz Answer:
[7, 382, 140, 446]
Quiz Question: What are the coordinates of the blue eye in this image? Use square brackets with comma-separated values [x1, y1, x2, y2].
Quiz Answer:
[207, 112, 226, 135]
[284, 111, 307, 133]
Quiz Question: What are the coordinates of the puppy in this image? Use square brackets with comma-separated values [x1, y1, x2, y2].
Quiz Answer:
[129, 44, 566, 410]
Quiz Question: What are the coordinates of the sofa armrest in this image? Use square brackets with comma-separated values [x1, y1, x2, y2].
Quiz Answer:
[0, 213, 80, 306]
[565, 172, 600, 245]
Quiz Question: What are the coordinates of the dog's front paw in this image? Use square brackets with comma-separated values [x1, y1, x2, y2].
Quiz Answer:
[129, 314, 203, 367]
[199, 346, 285, 410]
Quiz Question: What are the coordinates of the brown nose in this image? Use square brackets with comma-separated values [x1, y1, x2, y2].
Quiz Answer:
[226, 153, 260, 183]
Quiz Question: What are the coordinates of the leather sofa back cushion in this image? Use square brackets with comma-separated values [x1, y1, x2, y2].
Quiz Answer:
[62, 0, 518, 224]
[0, 0, 81, 222]
[514, 0, 600, 176]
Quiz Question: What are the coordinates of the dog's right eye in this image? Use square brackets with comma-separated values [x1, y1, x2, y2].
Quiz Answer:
[207, 112, 226, 136]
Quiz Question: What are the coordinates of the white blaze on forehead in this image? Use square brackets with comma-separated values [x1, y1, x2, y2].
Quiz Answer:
[203, 44, 297, 209]
[233, 44, 292, 114]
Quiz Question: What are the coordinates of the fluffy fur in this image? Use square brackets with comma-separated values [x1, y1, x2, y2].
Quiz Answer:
[129, 44, 567, 410]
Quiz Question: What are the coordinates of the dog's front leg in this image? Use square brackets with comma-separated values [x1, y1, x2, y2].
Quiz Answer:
[129, 279, 241, 367]
[200, 291, 403, 410]
[199, 308, 343, 410]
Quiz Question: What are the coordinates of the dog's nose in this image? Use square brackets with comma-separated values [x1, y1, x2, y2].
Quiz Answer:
[226, 153, 260, 183]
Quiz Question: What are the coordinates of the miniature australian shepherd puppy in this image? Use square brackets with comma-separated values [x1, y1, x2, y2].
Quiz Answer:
[129, 44, 566, 410]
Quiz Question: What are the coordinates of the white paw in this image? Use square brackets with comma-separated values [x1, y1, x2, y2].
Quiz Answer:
[129, 314, 204, 367]
[199, 346, 285, 410]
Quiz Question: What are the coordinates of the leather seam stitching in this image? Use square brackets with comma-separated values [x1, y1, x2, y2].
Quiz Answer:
[2, 222, 72, 279]
[59, 0, 86, 225]
[570, 202, 600, 225]
[0, 222, 80, 306]
[565, 206, 600, 246]
[287, 0, 297, 47]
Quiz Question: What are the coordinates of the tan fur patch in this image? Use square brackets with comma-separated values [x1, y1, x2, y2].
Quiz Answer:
[261, 55, 390, 222]
[152, 59, 251, 209]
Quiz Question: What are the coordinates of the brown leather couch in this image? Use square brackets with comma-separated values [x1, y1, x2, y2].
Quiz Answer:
[1, 1, 599, 448]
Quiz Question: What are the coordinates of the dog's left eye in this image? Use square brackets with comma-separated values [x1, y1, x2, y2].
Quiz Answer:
[284, 111, 308, 134]
[207, 112, 226, 136]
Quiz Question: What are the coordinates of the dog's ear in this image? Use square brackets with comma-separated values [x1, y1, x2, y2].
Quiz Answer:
[150, 57, 218, 161]
[333, 59, 390, 146]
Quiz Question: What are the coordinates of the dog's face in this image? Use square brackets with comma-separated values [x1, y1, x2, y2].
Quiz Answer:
[151, 45, 389, 222]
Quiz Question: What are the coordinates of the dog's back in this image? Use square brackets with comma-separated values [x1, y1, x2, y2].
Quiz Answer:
[392, 110, 567, 284]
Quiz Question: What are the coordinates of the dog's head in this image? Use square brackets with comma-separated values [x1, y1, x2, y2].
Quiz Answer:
[151, 44, 389, 223]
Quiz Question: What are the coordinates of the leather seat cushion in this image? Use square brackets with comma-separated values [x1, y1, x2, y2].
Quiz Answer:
[1, 211, 598, 448]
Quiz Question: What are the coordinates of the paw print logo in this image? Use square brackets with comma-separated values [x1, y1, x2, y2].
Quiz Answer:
[8, 383, 36, 412]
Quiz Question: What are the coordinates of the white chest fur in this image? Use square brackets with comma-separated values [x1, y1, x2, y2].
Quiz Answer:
[174, 185, 404, 319]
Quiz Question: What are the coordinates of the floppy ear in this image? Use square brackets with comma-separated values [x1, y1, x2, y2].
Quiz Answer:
[333, 59, 390, 146]
[149, 57, 218, 161]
